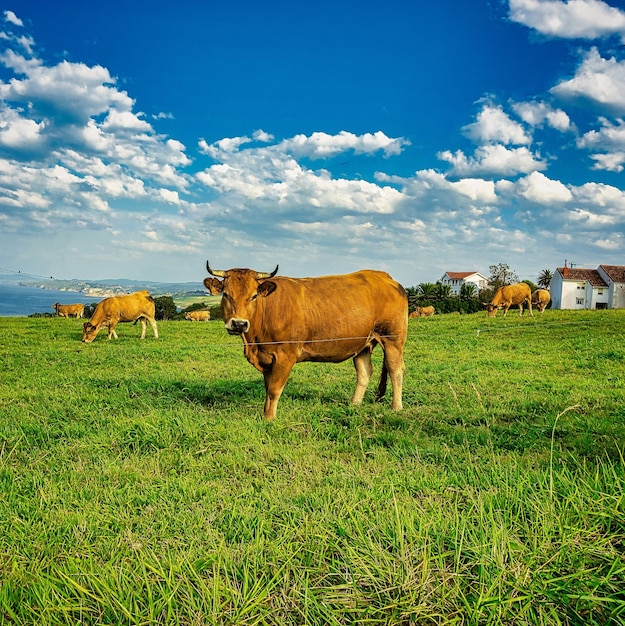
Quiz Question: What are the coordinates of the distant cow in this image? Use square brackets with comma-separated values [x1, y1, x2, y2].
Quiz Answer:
[485, 283, 533, 317]
[409, 305, 435, 318]
[420, 305, 435, 317]
[82, 290, 158, 342]
[532, 289, 551, 313]
[204, 262, 408, 421]
[185, 310, 210, 321]
[52, 302, 84, 318]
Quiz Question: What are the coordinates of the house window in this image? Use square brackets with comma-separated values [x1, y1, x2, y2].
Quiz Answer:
[577, 283, 585, 290]
[576, 298, 584, 305]
[598, 289, 604, 295]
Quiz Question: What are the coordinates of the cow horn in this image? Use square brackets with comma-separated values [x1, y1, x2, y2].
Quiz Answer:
[256, 265, 279, 279]
[206, 261, 226, 278]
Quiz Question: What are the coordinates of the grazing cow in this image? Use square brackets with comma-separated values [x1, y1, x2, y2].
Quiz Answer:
[409, 305, 435, 318]
[185, 310, 210, 321]
[82, 290, 158, 342]
[532, 289, 551, 313]
[485, 283, 533, 317]
[52, 302, 84, 318]
[204, 262, 408, 421]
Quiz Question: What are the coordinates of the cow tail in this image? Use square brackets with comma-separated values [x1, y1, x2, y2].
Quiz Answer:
[376, 362, 389, 402]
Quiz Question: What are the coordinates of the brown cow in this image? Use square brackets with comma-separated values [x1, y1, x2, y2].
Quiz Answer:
[52, 302, 84, 318]
[531, 289, 551, 313]
[185, 310, 210, 321]
[204, 262, 408, 421]
[409, 305, 435, 318]
[82, 290, 158, 342]
[485, 283, 533, 317]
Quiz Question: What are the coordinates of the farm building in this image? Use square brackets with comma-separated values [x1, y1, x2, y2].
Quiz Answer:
[550, 264, 625, 310]
[440, 271, 488, 296]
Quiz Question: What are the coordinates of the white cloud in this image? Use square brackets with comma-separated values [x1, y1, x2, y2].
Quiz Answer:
[568, 207, 617, 226]
[589, 151, 625, 172]
[4, 11, 23, 27]
[551, 48, 625, 114]
[575, 180, 625, 210]
[278, 130, 409, 159]
[517, 171, 573, 203]
[0, 52, 134, 123]
[0, 106, 45, 150]
[509, 0, 625, 42]
[438, 144, 545, 177]
[102, 110, 153, 133]
[578, 117, 625, 148]
[462, 104, 531, 145]
[594, 234, 622, 249]
[577, 117, 625, 171]
[512, 101, 573, 132]
[392, 168, 498, 205]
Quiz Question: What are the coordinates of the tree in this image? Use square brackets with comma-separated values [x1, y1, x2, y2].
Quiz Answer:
[538, 269, 553, 288]
[154, 295, 177, 320]
[435, 283, 453, 300]
[488, 263, 519, 290]
[418, 282, 437, 300]
[460, 283, 477, 300]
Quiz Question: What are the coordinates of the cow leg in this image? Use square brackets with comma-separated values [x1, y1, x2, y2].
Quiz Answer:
[149, 317, 159, 338]
[352, 348, 373, 405]
[107, 323, 118, 340]
[139, 318, 148, 339]
[263, 360, 294, 421]
[380, 343, 405, 410]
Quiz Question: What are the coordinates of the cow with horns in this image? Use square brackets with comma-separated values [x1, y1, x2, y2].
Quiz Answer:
[204, 262, 408, 421]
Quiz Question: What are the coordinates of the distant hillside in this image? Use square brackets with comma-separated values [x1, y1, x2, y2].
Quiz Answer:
[0, 274, 207, 298]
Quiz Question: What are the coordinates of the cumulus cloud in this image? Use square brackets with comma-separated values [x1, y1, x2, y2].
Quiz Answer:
[551, 48, 625, 114]
[516, 171, 573, 203]
[277, 130, 410, 159]
[577, 117, 625, 171]
[512, 100, 573, 132]
[509, 0, 625, 42]
[462, 104, 531, 145]
[438, 144, 545, 177]
[196, 133, 406, 215]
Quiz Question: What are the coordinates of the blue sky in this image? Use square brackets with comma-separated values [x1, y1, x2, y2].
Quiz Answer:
[1, 0, 624, 287]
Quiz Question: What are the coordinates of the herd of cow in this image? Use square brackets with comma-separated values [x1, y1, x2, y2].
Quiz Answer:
[50, 265, 551, 420]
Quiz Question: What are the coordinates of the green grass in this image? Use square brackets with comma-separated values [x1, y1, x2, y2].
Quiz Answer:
[0, 310, 624, 624]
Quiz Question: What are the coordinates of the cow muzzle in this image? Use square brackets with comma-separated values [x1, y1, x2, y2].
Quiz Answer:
[225, 318, 250, 335]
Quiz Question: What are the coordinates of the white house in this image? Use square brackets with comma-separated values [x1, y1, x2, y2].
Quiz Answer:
[440, 271, 488, 296]
[550, 264, 625, 310]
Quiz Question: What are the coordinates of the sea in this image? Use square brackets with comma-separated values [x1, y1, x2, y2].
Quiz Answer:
[0, 284, 103, 317]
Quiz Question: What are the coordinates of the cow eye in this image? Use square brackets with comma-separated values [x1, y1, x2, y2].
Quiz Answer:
[250, 293, 258, 301]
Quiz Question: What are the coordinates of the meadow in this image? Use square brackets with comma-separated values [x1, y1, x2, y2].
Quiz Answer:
[0, 310, 623, 625]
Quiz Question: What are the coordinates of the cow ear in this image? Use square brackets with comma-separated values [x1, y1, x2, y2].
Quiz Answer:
[204, 277, 223, 295]
[257, 280, 277, 297]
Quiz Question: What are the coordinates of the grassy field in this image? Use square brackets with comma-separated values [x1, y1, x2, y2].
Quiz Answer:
[0, 310, 623, 625]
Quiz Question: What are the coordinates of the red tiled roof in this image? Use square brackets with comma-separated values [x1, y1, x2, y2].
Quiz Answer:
[600, 265, 625, 283]
[445, 271, 479, 279]
[557, 267, 608, 287]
